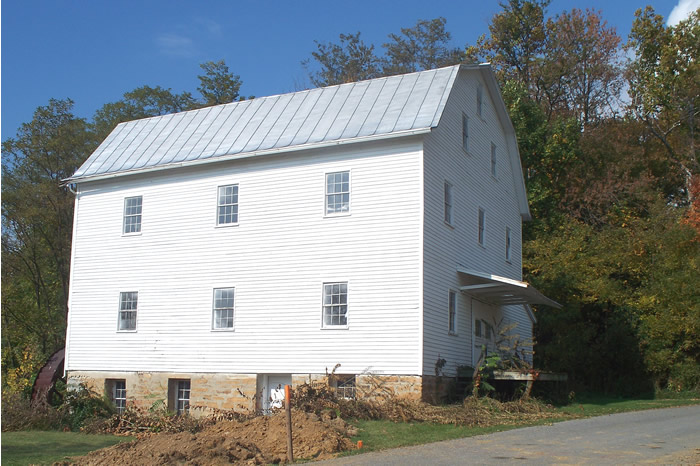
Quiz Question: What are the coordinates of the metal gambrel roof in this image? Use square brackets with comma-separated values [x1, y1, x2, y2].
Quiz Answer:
[68, 66, 461, 182]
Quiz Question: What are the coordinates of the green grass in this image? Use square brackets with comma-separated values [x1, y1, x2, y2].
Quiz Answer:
[346, 395, 700, 454]
[556, 394, 700, 417]
[346, 420, 526, 453]
[1, 431, 132, 466]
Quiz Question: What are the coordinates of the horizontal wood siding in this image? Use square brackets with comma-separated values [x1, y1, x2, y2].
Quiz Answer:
[66, 139, 422, 375]
[421, 71, 528, 376]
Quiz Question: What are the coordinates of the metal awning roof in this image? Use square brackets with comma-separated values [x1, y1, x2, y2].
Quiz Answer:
[457, 268, 562, 309]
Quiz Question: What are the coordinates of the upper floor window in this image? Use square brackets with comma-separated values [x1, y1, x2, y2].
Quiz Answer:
[491, 143, 497, 178]
[505, 227, 512, 262]
[323, 282, 347, 327]
[478, 208, 485, 246]
[477, 84, 483, 117]
[462, 113, 469, 153]
[444, 181, 453, 225]
[123, 196, 142, 234]
[326, 171, 350, 215]
[217, 185, 239, 225]
[212, 288, 235, 330]
[448, 290, 457, 334]
[118, 291, 138, 331]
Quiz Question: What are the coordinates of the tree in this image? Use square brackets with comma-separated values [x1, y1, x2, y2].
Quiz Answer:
[481, 0, 550, 94]
[304, 32, 382, 86]
[627, 7, 700, 204]
[197, 60, 243, 106]
[93, 85, 196, 140]
[543, 8, 623, 126]
[382, 17, 465, 75]
[2, 99, 96, 366]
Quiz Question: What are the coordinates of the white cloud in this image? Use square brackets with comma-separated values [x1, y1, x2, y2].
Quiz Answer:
[667, 0, 700, 26]
[155, 33, 196, 58]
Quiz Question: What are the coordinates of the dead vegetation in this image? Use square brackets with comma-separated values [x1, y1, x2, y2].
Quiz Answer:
[66, 372, 568, 464]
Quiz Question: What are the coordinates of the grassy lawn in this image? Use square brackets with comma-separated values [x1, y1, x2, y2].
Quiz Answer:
[3, 396, 698, 463]
[347, 395, 700, 454]
[1, 431, 131, 466]
[556, 394, 700, 416]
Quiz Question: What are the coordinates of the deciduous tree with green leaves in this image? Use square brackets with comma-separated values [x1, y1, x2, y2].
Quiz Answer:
[2, 99, 96, 372]
[627, 6, 699, 204]
[304, 32, 382, 86]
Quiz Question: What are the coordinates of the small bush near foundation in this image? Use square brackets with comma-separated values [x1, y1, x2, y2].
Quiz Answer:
[1, 392, 65, 431]
[1, 384, 114, 432]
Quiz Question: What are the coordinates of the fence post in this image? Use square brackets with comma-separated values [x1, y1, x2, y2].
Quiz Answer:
[285, 384, 294, 463]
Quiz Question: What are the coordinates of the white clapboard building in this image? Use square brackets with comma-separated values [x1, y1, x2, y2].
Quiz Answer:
[64, 64, 559, 413]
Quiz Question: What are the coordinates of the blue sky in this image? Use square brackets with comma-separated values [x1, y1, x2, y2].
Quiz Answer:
[1, 0, 692, 140]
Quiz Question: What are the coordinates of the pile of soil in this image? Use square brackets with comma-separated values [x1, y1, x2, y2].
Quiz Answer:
[66, 410, 356, 465]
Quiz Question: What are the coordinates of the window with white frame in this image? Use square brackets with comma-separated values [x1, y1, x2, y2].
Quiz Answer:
[491, 143, 497, 178]
[325, 171, 350, 215]
[444, 181, 453, 225]
[505, 227, 512, 262]
[217, 185, 239, 225]
[323, 282, 348, 327]
[448, 290, 457, 334]
[123, 196, 142, 234]
[334, 375, 356, 399]
[113, 380, 127, 414]
[462, 113, 469, 152]
[170, 379, 190, 415]
[477, 84, 483, 117]
[212, 288, 234, 330]
[118, 291, 138, 331]
[474, 319, 482, 337]
[478, 208, 485, 246]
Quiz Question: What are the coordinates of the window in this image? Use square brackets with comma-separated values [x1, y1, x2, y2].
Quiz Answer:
[448, 290, 457, 334]
[118, 292, 138, 331]
[478, 208, 485, 246]
[485, 321, 494, 340]
[123, 196, 142, 234]
[444, 181, 453, 225]
[323, 282, 348, 327]
[462, 113, 469, 152]
[334, 375, 356, 399]
[505, 227, 512, 262]
[217, 184, 239, 225]
[325, 171, 350, 215]
[491, 143, 497, 178]
[474, 319, 482, 337]
[477, 84, 483, 117]
[169, 379, 190, 415]
[213, 288, 234, 330]
[112, 380, 127, 414]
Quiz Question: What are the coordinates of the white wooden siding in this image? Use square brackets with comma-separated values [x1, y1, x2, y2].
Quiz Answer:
[66, 138, 423, 375]
[421, 71, 528, 376]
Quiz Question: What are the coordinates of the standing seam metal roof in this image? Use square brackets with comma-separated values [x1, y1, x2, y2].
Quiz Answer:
[69, 65, 461, 181]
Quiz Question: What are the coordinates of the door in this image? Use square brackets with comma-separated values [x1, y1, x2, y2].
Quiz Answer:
[266, 375, 291, 411]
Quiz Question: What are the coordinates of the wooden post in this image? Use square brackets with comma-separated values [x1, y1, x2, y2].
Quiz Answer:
[285, 384, 294, 463]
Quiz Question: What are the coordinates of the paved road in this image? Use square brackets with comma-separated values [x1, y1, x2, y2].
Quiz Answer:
[321, 405, 700, 465]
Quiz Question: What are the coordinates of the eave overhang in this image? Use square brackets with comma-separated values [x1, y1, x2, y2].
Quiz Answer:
[457, 267, 562, 309]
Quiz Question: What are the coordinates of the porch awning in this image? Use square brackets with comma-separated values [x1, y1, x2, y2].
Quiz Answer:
[457, 267, 562, 309]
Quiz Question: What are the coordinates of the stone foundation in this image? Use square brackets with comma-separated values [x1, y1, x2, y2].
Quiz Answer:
[67, 371, 257, 415]
[67, 371, 451, 414]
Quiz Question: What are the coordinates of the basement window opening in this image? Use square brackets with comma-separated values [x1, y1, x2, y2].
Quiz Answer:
[334, 375, 356, 399]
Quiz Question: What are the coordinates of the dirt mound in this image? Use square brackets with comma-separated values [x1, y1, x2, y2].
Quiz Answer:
[65, 410, 356, 465]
